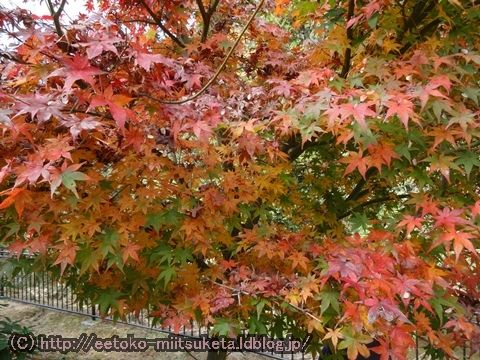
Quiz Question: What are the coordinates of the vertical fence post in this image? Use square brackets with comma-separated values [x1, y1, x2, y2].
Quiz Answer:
[415, 331, 419, 360]
[91, 301, 96, 321]
[0, 275, 4, 297]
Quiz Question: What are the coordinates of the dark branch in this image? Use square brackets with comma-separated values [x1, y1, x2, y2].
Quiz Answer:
[196, 0, 221, 42]
[337, 194, 410, 220]
[196, 0, 208, 20]
[340, 0, 355, 78]
[46, 0, 67, 37]
[122, 19, 158, 25]
[208, 0, 221, 14]
[281, 135, 334, 161]
[399, 18, 441, 54]
[396, 0, 438, 51]
[345, 168, 377, 202]
[0, 50, 30, 65]
[138, 0, 185, 48]
[45, 0, 76, 54]
[140, 0, 264, 105]
[196, 0, 210, 42]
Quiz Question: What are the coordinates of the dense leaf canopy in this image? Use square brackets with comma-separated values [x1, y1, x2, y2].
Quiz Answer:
[1, 0, 480, 358]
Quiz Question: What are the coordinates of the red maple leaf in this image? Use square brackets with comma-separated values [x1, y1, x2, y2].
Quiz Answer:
[268, 79, 296, 98]
[417, 76, 451, 109]
[341, 150, 372, 179]
[14, 93, 63, 123]
[210, 289, 235, 313]
[432, 230, 478, 263]
[134, 50, 174, 71]
[0, 188, 32, 217]
[90, 86, 133, 129]
[53, 242, 79, 275]
[397, 215, 423, 236]
[49, 54, 103, 90]
[367, 142, 400, 170]
[60, 115, 102, 139]
[79, 33, 121, 59]
[471, 200, 480, 217]
[14, 157, 53, 187]
[122, 242, 142, 263]
[340, 102, 376, 129]
[433, 208, 469, 229]
[385, 95, 418, 129]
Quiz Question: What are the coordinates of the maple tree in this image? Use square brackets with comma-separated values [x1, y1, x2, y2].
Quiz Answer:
[1, 0, 480, 359]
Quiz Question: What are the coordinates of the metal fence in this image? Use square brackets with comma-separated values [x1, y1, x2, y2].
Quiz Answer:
[2, 251, 479, 360]
[0, 251, 311, 360]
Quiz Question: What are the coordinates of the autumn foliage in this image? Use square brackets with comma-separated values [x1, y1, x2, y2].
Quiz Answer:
[1, 0, 480, 358]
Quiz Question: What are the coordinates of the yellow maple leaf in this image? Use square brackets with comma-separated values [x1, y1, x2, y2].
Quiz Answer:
[323, 327, 344, 348]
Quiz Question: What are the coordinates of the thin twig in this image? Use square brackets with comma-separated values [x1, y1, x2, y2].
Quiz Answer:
[140, 0, 264, 105]
[109, 168, 145, 202]
[206, 277, 324, 324]
[138, 0, 185, 48]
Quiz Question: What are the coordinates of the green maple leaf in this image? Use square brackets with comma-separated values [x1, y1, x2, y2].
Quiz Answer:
[462, 87, 480, 105]
[146, 209, 184, 232]
[338, 328, 372, 360]
[429, 291, 463, 324]
[212, 319, 239, 337]
[317, 289, 340, 314]
[97, 289, 122, 314]
[248, 317, 268, 334]
[61, 170, 89, 198]
[100, 228, 119, 258]
[172, 248, 193, 265]
[77, 246, 101, 275]
[455, 151, 480, 178]
[158, 266, 176, 289]
[350, 212, 369, 233]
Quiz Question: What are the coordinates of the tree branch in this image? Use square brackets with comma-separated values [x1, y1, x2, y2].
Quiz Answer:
[345, 168, 377, 202]
[337, 194, 410, 220]
[197, 0, 221, 42]
[140, 0, 264, 105]
[340, 0, 355, 78]
[399, 17, 440, 54]
[206, 278, 324, 323]
[46, 0, 67, 37]
[396, 0, 438, 49]
[281, 135, 334, 161]
[196, 0, 208, 20]
[196, 0, 210, 42]
[138, 0, 185, 48]
[45, 0, 77, 54]
[0, 50, 30, 65]
[122, 19, 158, 25]
[208, 0, 221, 14]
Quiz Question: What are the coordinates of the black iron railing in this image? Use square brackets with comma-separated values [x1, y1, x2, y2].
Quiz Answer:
[2, 250, 478, 360]
[0, 250, 309, 360]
